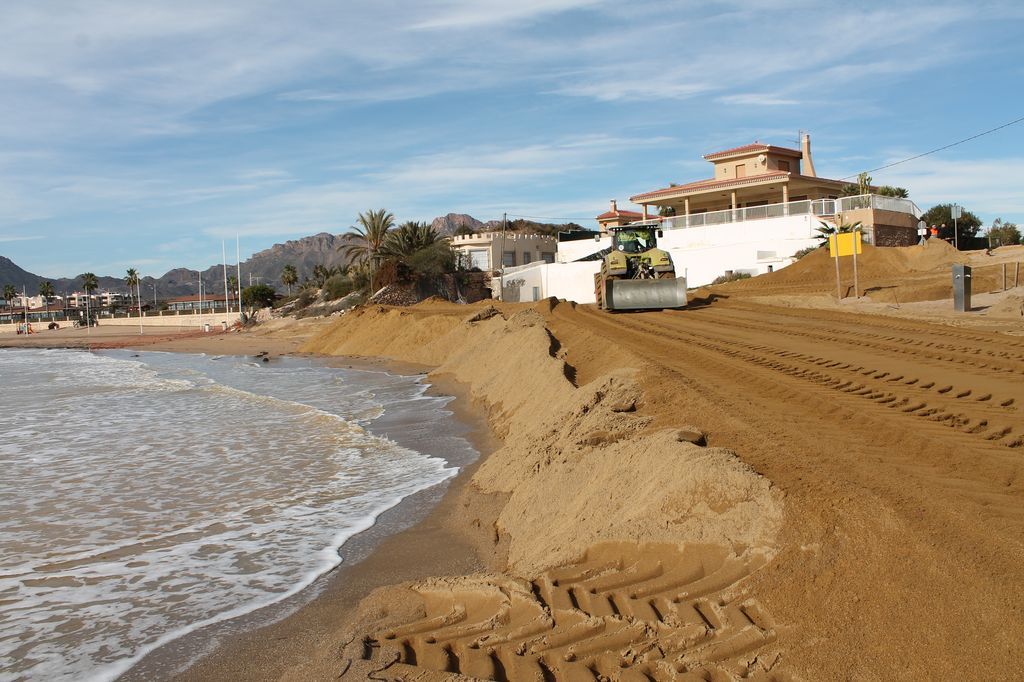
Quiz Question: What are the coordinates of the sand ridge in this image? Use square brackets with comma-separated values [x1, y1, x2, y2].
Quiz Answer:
[300, 300, 784, 679]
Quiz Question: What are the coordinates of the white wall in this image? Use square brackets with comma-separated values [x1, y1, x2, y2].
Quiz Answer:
[492, 215, 820, 304]
[659, 214, 818, 286]
[492, 261, 601, 304]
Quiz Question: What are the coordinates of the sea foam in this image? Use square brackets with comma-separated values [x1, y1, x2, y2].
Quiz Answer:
[0, 349, 468, 680]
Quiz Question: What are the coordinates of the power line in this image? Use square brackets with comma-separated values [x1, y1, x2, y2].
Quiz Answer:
[507, 213, 594, 223]
[844, 114, 1024, 180]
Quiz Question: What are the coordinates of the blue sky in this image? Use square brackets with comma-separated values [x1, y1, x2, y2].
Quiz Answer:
[1, 0, 1022, 278]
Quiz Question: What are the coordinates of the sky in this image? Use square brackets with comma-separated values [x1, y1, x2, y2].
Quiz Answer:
[1, 0, 1022, 278]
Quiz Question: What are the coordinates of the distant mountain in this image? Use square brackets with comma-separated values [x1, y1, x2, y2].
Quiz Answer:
[0, 256, 43, 292]
[198, 232, 351, 294]
[431, 213, 486, 235]
[1, 232, 354, 299]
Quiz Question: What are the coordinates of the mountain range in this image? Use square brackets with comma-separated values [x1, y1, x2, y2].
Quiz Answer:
[0, 213, 581, 299]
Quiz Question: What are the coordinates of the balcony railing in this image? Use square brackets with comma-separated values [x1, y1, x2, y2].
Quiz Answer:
[660, 194, 920, 230]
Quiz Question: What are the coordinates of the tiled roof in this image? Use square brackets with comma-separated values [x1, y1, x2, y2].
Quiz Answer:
[703, 143, 802, 160]
[630, 173, 844, 203]
[596, 209, 644, 220]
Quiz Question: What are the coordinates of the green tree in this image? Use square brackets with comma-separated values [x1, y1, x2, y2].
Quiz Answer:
[38, 281, 54, 317]
[2, 284, 15, 309]
[281, 264, 298, 295]
[79, 272, 99, 327]
[339, 208, 395, 292]
[242, 283, 277, 310]
[920, 204, 982, 246]
[125, 268, 139, 314]
[988, 218, 1021, 247]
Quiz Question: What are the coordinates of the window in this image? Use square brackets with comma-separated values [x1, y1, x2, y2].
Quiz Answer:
[735, 164, 746, 178]
[522, 251, 532, 264]
[541, 252, 555, 264]
[532, 287, 540, 301]
[502, 251, 516, 267]
[469, 249, 489, 270]
[777, 160, 790, 172]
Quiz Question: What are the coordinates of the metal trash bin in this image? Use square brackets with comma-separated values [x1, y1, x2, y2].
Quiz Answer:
[952, 264, 972, 312]
[221, 321, 228, 331]
[203, 323, 211, 332]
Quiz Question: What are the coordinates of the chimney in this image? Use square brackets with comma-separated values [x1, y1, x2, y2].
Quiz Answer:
[610, 199, 618, 213]
[801, 133, 816, 177]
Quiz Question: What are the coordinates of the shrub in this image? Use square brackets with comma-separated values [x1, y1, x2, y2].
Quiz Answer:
[792, 246, 819, 260]
[322, 274, 354, 300]
[295, 289, 315, 309]
[710, 272, 753, 285]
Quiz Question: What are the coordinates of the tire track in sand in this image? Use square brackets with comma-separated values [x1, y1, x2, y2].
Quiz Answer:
[351, 544, 791, 681]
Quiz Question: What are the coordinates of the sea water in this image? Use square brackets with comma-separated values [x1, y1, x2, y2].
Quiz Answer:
[0, 348, 472, 681]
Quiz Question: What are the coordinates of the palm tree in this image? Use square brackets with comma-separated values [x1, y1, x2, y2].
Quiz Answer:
[2, 284, 15, 310]
[125, 268, 139, 316]
[816, 220, 862, 246]
[80, 272, 98, 327]
[38, 281, 54, 319]
[227, 275, 238, 310]
[339, 208, 395, 291]
[281, 264, 298, 295]
[311, 264, 341, 288]
[380, 221, 444, 261]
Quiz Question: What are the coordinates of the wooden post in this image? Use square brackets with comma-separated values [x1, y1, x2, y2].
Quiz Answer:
[1016, 261, 1020, 288]
[833, 238, 842, 300]
[1003, 263, 1007, 291]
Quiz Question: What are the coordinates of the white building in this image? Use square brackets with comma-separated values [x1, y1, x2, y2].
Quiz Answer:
[493, 193, 921, 303]
[451, 232, 557, 272]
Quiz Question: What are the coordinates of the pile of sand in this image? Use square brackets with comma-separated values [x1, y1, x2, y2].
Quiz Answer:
[714, 239, 1024, 304]
[303, 302, 782, 575]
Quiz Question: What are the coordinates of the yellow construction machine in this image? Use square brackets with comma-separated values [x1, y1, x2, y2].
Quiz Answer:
[593, 223, 687, 311]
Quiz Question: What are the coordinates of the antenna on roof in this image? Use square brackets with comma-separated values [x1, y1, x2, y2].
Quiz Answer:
[793, 129, 805, 146]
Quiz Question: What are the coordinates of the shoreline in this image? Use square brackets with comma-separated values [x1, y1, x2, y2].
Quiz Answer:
[123, 357, 504, 681]
[2, 325, 503, 681]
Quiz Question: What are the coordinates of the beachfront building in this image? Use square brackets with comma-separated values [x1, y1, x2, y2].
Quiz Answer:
[451, 232, 556, 272]
[66, 292, 97, 308]
[165, 294, 232, 312]
[630, 135, 920, 248]
[99, 291, 127, 307]
[490, 133, 923, 302]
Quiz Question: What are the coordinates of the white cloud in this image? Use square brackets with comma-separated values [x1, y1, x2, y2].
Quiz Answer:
[717, 94, 800, 107]
[406, 0, 607, 30]
[0, 235, 44, 243]
[879, 156, 1024, 219]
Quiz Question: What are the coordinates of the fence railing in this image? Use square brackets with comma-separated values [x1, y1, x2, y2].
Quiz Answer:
[661, 194, 920, 230]
[837, 194, 922, 217]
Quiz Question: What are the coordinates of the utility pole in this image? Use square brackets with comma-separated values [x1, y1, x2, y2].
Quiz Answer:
[499, 212, 507, 300]
[222, 241, 229, 314]
[952, 204, 961, 251]
[236, 236, 243, 322]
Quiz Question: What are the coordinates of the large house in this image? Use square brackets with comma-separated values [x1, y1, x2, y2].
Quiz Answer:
[491, 133, 923, 303]
[629, 134, 919, 247]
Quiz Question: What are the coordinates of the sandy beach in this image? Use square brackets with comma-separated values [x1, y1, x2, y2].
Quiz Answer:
[4, 244, 1023, 680]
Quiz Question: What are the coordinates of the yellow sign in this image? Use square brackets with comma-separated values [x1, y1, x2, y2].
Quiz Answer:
[828, 231, 862, 258]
